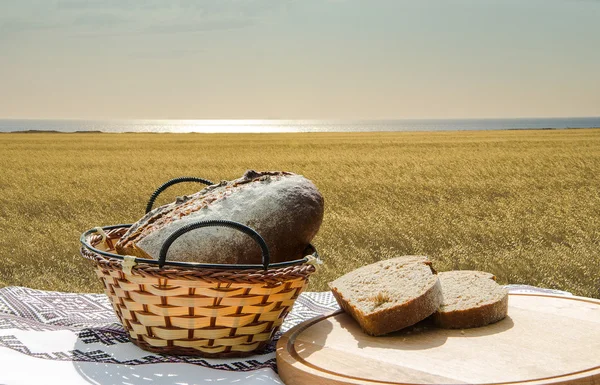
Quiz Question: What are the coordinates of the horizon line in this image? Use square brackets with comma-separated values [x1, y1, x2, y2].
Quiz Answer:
[1, 116, 600, 122]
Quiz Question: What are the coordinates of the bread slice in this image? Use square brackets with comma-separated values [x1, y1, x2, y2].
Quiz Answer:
[433, 270, 508, 329]
[329, 256, 442, 336]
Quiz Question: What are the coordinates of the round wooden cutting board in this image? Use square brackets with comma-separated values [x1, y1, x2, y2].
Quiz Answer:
[276, 294, 600, 385]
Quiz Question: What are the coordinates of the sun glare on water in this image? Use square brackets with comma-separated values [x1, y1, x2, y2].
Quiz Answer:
[165, 120, 299, 133]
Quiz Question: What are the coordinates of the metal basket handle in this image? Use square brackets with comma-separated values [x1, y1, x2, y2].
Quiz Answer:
[146, 176, 214, 214]
[159, 220, 270, 270]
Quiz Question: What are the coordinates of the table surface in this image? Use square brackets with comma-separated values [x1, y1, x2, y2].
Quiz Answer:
[0, 285, 574, 385]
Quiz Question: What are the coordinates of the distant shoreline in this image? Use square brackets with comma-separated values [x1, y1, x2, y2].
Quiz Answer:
[5, 130, 105, 134]
[4, 127, 600, 134]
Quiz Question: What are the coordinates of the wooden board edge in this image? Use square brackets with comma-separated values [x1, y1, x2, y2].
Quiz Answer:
[277, 309, 372, 385]
[508, 292, 600, 305]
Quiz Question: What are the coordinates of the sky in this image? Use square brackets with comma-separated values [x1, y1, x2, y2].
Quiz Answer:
[1, 0, 599, 120]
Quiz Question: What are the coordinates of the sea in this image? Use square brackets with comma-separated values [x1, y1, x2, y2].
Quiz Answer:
[1, 117, 599, 134]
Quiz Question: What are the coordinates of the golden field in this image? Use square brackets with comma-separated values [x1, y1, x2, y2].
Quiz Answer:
[0, 129, 599, 297]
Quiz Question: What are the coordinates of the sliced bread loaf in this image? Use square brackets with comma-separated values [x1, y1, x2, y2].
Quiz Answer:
[433, 270, 508, 329]
[329, 256, 442, 336]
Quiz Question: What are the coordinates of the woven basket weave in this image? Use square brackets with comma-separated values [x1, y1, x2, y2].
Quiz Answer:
[80, 225, 317, 357]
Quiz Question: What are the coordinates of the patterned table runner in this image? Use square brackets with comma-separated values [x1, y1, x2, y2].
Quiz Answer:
[0, 285, 572, 384]
[0, 286, 338, 372]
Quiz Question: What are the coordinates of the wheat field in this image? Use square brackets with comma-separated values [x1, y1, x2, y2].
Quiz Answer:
[0, 129, 599, 297]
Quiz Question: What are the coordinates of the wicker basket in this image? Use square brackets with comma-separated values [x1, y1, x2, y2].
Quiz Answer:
[79, 177, 320, 357]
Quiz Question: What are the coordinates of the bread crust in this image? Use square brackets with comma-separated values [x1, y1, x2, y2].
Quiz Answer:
[115, 170, 324, 264]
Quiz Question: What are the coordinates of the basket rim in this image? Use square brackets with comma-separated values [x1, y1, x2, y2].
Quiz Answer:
[80, 224, 319, 271]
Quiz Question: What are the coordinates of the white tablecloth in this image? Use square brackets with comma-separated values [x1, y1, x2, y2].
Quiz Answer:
[0, 285, 571, 385]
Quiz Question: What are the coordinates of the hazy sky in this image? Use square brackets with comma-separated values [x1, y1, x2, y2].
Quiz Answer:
[1, 0, 599, 120]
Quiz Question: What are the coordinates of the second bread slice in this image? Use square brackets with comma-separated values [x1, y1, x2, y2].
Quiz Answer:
[329, 256, 442, 336]
[433, 270, 508, 329]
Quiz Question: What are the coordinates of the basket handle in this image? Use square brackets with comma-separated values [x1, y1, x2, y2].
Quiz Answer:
[158, 220, 270, 270]
[146, 176, 214, 214]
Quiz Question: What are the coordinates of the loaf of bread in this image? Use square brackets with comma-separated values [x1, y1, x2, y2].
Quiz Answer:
[433, 270, 508, 329]
[115, 170, 324, 265]
[329, 256, 443, 336]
